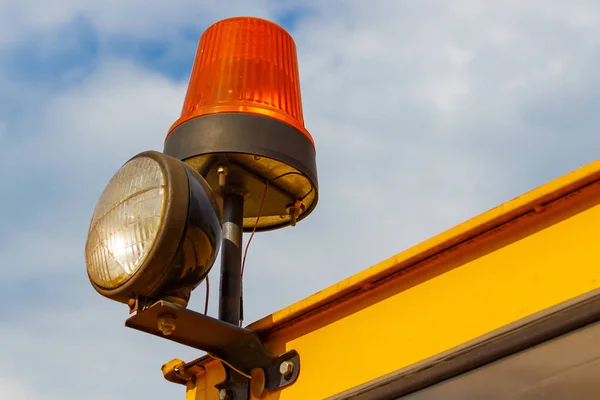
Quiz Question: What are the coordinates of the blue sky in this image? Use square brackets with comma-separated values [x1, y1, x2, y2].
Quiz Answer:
[2, 0, 600, 398]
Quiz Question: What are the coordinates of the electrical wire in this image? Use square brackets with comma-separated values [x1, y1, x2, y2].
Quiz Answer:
[203, 171, 311, 322]
[237, 172, 312, 325]
[208, 353, 252, 379]
[240, 172, 313, 279]
[270, 171, 314, 201]
[238, 179, 268, 327]
[270, 171, 303, 181]
[300, 184, 313, 201]
[241, 179, 269, 278]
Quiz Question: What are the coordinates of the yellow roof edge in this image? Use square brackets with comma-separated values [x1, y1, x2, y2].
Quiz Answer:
[248, 159, 600, 333]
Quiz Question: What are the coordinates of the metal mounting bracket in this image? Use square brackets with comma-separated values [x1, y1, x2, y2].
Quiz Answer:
[126, 301, 300, 398]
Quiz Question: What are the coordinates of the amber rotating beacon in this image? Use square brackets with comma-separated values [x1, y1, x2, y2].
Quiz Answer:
[164, 17, 318, 231]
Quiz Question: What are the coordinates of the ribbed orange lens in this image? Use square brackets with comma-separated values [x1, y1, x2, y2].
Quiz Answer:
[167, 17, 313, 146]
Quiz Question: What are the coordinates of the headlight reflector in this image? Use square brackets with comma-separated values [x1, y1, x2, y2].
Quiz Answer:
[86, 157, 167, 289]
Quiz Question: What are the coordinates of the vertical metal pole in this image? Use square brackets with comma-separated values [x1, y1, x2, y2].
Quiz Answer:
[219, 193, 244, 326]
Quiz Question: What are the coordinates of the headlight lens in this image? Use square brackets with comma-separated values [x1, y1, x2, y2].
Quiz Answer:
[86, 156, 167, 289]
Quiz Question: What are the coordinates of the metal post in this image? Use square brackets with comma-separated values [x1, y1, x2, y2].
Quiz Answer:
[219, 193, 244, 325]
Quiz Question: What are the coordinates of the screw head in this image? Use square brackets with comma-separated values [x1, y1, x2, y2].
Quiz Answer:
[279, 360, 294, 378]
[219, 388, 231, 400]
[217, 165, 229, 188]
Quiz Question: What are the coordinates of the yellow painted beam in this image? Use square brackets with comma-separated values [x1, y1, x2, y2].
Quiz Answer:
[250, 159, 600, 334]
[181, 159, 600, 399]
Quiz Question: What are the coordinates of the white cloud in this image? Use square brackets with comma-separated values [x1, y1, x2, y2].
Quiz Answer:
[0, 62, 187, 284]
[37, 61, 185, 166]
[0, 298, 199, 400]
[0, 0, 286, 48]
[3, 1, 600, 399]
[0, 377, 38, 400]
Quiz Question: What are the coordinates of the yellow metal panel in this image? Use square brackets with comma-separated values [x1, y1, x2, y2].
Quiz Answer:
[184, 362, 226, 400]
[185, 380, 204, 400]
[184, 159, 600, 399]
[250, 159, 600, 334]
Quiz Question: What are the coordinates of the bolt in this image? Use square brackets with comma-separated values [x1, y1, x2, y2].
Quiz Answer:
[279, 360, 294, 379]
[253, 155, 261, 161]
[287, 207, 301, 227]
[286, 200, 304, 227]
[219, 388, 231, 400]
[157, 314, 176, 336]
[217, 165, 228, 188]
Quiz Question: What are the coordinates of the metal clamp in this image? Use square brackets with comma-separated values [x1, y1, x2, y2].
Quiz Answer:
[126, 301, 300, 398]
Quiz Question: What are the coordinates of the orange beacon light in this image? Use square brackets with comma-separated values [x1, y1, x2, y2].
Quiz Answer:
[164, 17, 318, 231]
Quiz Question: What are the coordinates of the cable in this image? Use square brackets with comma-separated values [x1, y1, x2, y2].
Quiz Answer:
[204, 275, 210, 315]
[270, 171, 303, 181]
[240, 172, 312, 279]
[300, 184, 313, 201]
[238, 179, 268, 327]
[241, 179, 269, 278]
[270, 171, 314, 201]
[237, 172, 310, 325]
[208, 353, 252, 379]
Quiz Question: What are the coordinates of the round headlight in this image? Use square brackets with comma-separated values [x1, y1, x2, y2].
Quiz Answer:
[85, 151, 222, 305]
[86, 156, 167, 289]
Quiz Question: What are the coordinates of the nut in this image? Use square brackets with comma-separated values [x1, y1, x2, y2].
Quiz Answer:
[279, 360, 294, 379]
[127, 298, 137, 313]
[157, 314, 176, 336]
